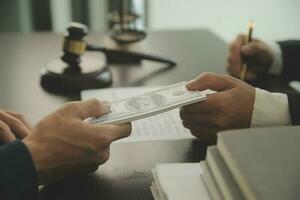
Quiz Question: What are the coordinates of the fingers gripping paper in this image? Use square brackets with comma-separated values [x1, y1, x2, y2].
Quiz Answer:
[81, 82, 212, 142]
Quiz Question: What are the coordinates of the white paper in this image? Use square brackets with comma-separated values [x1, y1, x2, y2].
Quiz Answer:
[151, 163, 211, 200]
[81, 86, 196, 142]
[290, 81, 300, 92]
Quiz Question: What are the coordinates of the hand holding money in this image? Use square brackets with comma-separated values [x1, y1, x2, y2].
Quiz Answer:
[87, 82, 212, 125]
[23, 99, 131, 184]
[180, 73, 255, 140]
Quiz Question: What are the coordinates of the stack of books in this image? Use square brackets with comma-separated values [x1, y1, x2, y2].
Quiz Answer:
[151, 126, 300, 200]
[151, 163, 211, 200]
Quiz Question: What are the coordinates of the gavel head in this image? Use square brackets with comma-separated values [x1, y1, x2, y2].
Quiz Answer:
[61, 22, 88, 67]
[41, 22, 112, 94]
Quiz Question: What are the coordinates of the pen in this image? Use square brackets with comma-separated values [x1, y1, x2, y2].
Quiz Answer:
[240, 20, 254, 81]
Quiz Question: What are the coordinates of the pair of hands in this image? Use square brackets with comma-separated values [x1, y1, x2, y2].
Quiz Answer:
[1, 99, 131, 185]
[3, 82, 250, 183]
[180, 34, 275, 140]
[0, 34, 273, 183]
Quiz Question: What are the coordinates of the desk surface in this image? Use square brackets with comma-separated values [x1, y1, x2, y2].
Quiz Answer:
[0, 29, 293, 200]
[0, 29, 227, 123]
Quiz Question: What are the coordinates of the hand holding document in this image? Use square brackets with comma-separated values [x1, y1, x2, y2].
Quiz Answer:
[87, 82, 207, 125]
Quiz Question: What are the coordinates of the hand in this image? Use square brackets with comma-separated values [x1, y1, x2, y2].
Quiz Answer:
[23, 99, 131, 184]
[0, 110, 32, 143]
[227, 34, 274, 81]
[180, 73, 255, 141]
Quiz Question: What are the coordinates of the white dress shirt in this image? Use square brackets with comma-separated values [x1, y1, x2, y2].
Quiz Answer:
[250, 42, 292, 127]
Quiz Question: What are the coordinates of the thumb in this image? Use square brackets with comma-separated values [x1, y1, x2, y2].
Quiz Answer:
[63, 99, 111, 120]
[186, 73, 235, 92]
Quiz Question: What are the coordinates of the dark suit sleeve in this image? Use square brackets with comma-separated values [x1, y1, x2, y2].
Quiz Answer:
[287, 93, 300, 125]
[0, 140, 39, 200]
[278, 40, 300, 81]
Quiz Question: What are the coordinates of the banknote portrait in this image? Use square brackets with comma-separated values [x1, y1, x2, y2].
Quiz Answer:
[125, 94, 167, 112]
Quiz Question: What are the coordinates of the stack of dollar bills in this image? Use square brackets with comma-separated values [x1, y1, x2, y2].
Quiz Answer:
[87, 82, 209, 125]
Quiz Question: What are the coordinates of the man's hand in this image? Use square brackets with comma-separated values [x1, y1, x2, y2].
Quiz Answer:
[227, 34, 274, 81]
[180, 73, 255, 141]
[0, 110, 32, 142]
[23, 99, 131, 185]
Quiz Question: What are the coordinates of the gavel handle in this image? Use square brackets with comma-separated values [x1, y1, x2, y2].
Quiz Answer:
[86, 45, 176, 66]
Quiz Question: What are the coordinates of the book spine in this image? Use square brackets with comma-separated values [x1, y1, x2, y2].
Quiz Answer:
[206, 146, 244, 200]
[217, 138, 257, 200]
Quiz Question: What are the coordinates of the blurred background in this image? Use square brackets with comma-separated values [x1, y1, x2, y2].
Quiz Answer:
[0, 0, 300, 42]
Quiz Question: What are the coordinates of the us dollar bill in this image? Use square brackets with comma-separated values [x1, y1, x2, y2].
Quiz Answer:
[87, 82, 206, 125]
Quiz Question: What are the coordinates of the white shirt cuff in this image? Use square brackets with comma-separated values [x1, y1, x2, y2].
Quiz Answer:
[265, 41, 283, 75]
[251, 88, 291, 127]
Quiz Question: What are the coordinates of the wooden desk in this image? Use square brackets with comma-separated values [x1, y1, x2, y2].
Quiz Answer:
[0, 29, 292, 199]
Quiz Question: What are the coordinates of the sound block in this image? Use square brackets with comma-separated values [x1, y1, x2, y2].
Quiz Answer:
[41, 55, 112, 94]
